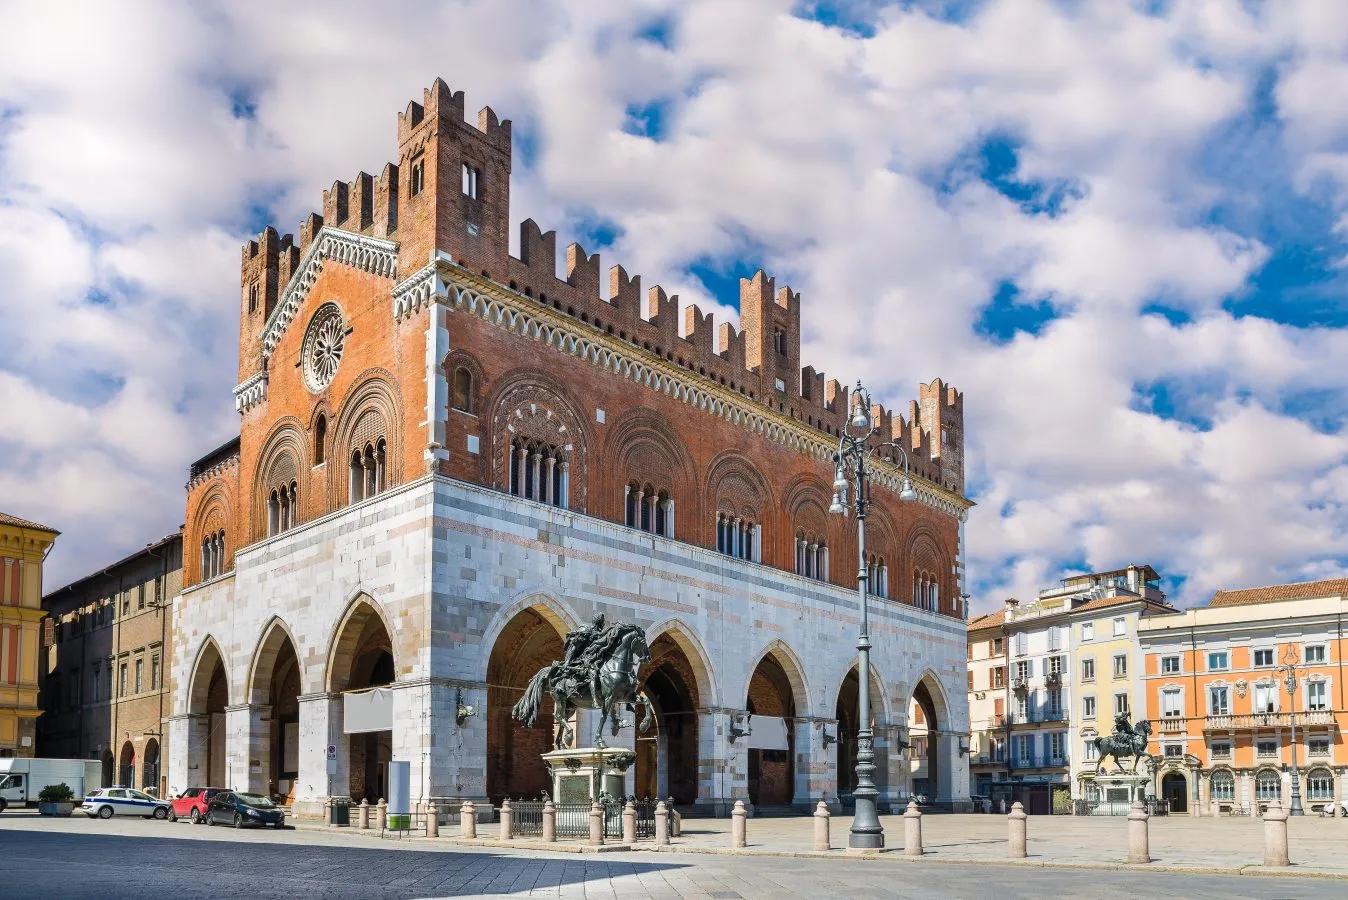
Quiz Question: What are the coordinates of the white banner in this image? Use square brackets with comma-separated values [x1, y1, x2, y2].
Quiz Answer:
[747, 715, 789, 751]
[343, 687, 394, 734]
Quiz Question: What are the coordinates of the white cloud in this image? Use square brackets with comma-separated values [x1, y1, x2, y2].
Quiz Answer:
[2, 0, 1347, 608]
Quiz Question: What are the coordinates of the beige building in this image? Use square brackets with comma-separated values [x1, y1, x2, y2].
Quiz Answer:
[38, 533, 181, 795]
[1, 512, 59, 758]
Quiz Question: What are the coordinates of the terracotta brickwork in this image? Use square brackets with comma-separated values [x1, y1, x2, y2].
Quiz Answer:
[185, 78, 969, 623]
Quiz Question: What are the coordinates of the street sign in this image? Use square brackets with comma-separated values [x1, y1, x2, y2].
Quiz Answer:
[325, 744, 337, 761]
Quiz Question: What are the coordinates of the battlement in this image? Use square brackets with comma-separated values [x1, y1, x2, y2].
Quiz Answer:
[240, 77, 966, 495]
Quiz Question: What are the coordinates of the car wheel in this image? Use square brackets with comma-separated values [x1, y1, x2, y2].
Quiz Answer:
[98, 805, 114, 820]
[0, 798, 7, 813]
[153, 807, 168, 820]
[233, 812, 244, 829]
[168, 808, 177, 823]
[190, 809, 202, 824]
[207, 813, 216, 826]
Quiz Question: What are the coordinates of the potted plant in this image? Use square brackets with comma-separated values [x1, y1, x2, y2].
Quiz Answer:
[38, 783, 76, 817]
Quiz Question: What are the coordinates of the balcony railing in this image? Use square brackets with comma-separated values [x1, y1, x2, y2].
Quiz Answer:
[1013, 755, 1069, 769]
[1203, 710, 1337, 731]
[1159, 717, 1186, 734]
[1009, 710, 1067, 725]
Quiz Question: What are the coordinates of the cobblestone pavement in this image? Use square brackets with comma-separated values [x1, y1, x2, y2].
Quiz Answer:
[3, 811, 1344, 899]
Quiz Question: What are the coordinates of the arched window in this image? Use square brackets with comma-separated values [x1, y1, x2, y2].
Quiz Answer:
[1210, 770, 1234, 801]
[1308, 768, 1334, 801]
[452, 367, 473, 413]
[866, 553, 888, 598]
[508, 438, 569, 509]
[1256, 770, 1281, 801]
[268, 489, 280, 536]
[623, 480, 672, 535]
[715, 513, 760, 563]
[349, 449, 365, 504]
[794, 531, 827, 581]
[314, 414, 327, 465]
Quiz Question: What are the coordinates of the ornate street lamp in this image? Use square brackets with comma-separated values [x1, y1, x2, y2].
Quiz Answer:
[829, 380, 918, 850]
[1278, 650, 1304, 816]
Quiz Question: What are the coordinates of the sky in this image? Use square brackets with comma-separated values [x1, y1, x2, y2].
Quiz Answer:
[2, 0, 1347, 612]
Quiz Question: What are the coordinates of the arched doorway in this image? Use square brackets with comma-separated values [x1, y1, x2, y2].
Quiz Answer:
[635, 632, 703, 804]
[909, 681, 941, 804]
[835, 666, 887, 808]
[485, 607, 566, 805]
[249, 622, 302, 802]
[142, 739, 160, 795]
[745, 653, 797, 808]
[119, 742, 135, 788]
[1162, 771, 1187, 813]
[328, 601, 396, 804]
[101, 748, 114, 787]
[187, 640, 229, 787]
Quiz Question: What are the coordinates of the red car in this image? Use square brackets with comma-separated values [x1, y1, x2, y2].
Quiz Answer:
[168, 787, 228, 824]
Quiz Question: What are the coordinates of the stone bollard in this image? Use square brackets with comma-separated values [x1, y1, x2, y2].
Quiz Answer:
[623, 800, 637, 844]
[1127, 801, 1150, 864]
[589, 801, 605, 846]
[668, 798, 681, 837]
[358, 798, 371, 830]
[1263, 801, 1290, 867]
[542, 799, 557, 842]
[499, 798, 513, 840]
[903, 800, 924, 857]
[731, 800, 747, 849]
[1007, 801, 1027, 859]
[324, 799, 333, 826]
[461, 800, 477, 839]
[425, 802, 439, 838]
[813, 800, 831, 851]
[654, 800, 670, 846]
[376, 798, 388, 831]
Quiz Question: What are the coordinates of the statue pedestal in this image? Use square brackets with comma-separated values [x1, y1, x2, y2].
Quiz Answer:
[1090, 773, 1151, 816]
[543, 747, 636, 804]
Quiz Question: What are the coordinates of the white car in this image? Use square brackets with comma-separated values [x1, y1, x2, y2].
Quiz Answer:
[81, 787, 170, 820]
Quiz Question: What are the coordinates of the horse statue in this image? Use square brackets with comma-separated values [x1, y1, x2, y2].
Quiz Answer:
[1093, 715, 1153, 774]
[512, 616, 654, 749]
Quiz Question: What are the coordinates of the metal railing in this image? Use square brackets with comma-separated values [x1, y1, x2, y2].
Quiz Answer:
[1008, 711, 1067, 724]
[508, 798, 657, 840]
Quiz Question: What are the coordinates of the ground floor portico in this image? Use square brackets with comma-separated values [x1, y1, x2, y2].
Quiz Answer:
[167, 476, 970, 817]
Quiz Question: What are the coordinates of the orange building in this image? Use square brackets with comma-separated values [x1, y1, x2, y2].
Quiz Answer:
[1138, 578, 1348, 816]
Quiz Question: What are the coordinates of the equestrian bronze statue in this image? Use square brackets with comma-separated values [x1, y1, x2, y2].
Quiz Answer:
[511, 614, 654, 749]
[1092, 714, 1153, 774]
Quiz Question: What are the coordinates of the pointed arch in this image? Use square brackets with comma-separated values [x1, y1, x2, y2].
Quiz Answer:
[186, 635, 229, 715]
[829, 659, 892, 726]
[246, 615, 303, 704]
[324, 592, 399, 693]
[746, 639, 812, 718]
[476, 591, 581, 680]
[645, 617, 719, 708]
[909, 667, 951, 731]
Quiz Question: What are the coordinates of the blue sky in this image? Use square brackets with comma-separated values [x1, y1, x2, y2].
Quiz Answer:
[3, 0, 1348, 611]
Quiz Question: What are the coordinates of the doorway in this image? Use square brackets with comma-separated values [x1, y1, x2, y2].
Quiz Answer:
[1162, 772, 1188, 813]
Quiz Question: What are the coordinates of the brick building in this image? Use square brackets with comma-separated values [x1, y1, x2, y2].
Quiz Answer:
[168, 78, 973, 817]
[38, 533, 181, 794]
[1, 512, 59, 758]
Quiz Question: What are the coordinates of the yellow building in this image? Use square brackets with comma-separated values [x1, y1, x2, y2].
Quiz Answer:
[0, 512, 59, 758]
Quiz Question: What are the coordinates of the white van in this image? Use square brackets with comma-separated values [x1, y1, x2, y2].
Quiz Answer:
[0, 758, 103, 811]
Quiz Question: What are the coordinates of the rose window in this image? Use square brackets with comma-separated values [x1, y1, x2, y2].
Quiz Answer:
[302, 304, 346, 391]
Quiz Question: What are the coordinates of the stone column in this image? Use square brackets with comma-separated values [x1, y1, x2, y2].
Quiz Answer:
[791, 719, 817, 808]
[1264, 801, 1290, 866]
[224, 703, 268, 794]
[544, 456, 556, 505]
[559, 462, 570, 509]
[164, 713, 197, 799]
[515, 446, 528, 496]
[695, 709, 741, 817]
[296, 692, 347, 818]
[1127, 801, 1150, 864]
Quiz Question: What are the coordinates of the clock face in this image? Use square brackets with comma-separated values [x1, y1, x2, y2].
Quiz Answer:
[302, 304, 345, 392]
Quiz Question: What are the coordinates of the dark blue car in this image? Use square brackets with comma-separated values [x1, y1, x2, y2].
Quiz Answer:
[205, 791, 286, 828]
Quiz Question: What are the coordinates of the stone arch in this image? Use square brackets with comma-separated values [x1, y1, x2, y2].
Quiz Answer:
[908, 670, 949, 806]
[252, 418, 307, 541]
[324, 592, 399, 693]
[645, 617, 718, 708]
[477, 591, 581, 682]
[909, 668, 951, 730]
[309, 401, 332, 467]
[832, 660, 892, 809]
[330, 370, 403, 508]
[246, 616, 303, 704]
[604, 408, 699, 531]
[904, 523, 950, 614]
[782, 475, 833, 578]
[142, 738, 160, 793]
[186, 636, 229, 714]
[485, 370, 591, 512]
[746, 639, 811, 718]
[443, 348, 485, 416]
[705, 451, 773, 561]
[1160, 770, 1189, 813]
[485, 602, 571, 803]
[189, 483, 233, 584]
[185, 636, 229, 788]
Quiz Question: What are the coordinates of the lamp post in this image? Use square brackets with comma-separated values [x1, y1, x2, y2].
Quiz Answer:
[829, 380, 918, 850]
[1277, 652, 1304, 816]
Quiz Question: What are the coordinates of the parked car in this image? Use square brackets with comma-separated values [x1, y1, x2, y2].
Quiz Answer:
[205, 791, 286, 829]
[81, 787, 171, 820]
[169, 787, 227, 824]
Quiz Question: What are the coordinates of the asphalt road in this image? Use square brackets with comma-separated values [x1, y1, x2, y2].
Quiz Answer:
[1, 813, 1340, 899]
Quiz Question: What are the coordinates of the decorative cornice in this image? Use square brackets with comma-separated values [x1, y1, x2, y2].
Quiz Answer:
[186, 451, 239, 491]
[260, 227, 398, 359]
[233, 371, 268, 414]
[390, 261, 974, 516]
